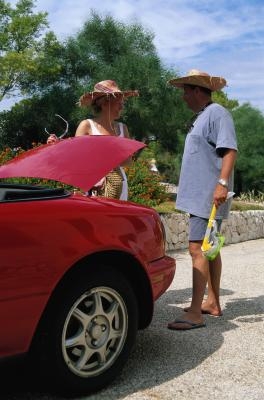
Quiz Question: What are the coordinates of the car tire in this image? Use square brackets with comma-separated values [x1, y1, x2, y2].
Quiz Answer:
[35, 267, 138, 395]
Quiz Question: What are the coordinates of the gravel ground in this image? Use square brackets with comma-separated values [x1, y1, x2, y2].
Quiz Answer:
[2, 239, 264, 400]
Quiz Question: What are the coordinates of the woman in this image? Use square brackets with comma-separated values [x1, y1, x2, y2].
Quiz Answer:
[48, 80, 139, 200]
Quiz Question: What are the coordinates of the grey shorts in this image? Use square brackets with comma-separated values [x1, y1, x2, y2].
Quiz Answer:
[189, 215, 222, 241]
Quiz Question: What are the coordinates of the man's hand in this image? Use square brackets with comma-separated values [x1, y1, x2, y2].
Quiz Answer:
[213, 184, 228, 207]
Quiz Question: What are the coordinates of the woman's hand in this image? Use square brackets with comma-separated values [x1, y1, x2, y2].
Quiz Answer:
[47, 134, 59, 144]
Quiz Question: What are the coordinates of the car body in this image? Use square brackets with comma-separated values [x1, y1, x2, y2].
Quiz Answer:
[0, 137, 176, 395]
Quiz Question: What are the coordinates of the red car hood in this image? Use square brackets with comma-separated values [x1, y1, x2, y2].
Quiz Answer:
[0, 136, 145, 191]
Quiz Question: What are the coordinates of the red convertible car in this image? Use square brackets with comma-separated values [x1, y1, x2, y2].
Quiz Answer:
[0, 136, 176, 395]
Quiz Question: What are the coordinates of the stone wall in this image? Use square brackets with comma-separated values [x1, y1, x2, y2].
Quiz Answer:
[160, 210, 264, 251]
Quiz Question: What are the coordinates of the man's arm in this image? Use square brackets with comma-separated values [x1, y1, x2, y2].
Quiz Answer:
[213, 149, 237, 207]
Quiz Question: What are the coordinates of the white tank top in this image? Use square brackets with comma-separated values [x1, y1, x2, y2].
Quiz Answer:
[88, 119, 125, 137]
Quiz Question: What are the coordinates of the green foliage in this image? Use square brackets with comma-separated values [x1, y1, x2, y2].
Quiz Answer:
[0, 11, 189, 153]
[126, 157, 169, 207]
[0, 87, 78, 149]
[231, 201, 264, 211]
[154, 150, 182, 184]
[0, 0, 62, 101]
[59, 12, 190, 152]
[236, 190, 264, 203]
[154, 199, 264, 213]
[154, 201, 177, 213]
[137, 140, 182, 184]
[212, 91, 239, 110]
[0, 145, 23, 163]
[0, 174, 69, 188]
[232, 103, 264, 193]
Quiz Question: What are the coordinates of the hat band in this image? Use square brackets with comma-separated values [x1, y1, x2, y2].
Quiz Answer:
[94, 83, 121, 93]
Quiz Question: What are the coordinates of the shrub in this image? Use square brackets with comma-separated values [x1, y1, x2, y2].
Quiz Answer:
[0, 147, 24, 165]
[126, 158, 169, 207]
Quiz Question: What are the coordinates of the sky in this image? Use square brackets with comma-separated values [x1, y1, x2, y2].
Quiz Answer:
[2, 0, 264, 113]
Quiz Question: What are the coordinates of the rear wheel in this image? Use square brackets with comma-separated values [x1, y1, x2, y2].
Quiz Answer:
[36, 268, 138, 395]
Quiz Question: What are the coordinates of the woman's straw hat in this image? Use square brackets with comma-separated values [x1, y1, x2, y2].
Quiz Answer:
[168, 69, 227, 91]
[79, 80, 139, 107]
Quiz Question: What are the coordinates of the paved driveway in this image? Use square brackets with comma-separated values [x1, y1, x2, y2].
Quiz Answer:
[2, 239, 264, 400]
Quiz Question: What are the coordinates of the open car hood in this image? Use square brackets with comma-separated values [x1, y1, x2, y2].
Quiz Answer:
[0, 136, 145, 191]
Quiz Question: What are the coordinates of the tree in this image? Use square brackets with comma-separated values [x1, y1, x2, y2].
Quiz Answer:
[232, 103, 264, 193]
[213, 90, 239, 111]
[1, 11, 190, 155]
[60, 12, 190, 151]
[0, 0, 61, 102]
[0, 87, 77, 149]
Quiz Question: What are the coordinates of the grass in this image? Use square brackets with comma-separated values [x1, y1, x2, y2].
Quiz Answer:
[154, 199, 264, 213]
[231, 200, 264, 211]
[154, 200, 177, 213]
[236, 190, 264, 203]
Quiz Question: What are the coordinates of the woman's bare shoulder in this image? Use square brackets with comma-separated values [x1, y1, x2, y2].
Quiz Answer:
[75, 119, 91, 136]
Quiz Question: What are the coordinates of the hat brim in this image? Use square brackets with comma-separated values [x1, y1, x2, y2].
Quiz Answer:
[79, 90, 139, 107]
[168, 76, 226, 91]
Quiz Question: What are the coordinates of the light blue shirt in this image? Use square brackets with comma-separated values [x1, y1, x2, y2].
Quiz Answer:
[176, 103, 237, 219]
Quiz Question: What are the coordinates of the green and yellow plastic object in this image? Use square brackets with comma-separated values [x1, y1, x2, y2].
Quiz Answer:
[201, 204, 225, 261]
[201, 191, 235, 261]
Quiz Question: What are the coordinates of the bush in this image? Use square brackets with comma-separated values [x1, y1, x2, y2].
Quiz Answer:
[126, 158, 169, 207]
[0, 147, 24, 165]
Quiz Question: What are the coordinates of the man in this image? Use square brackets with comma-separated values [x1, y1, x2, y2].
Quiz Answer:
[168, 69, 237, 330]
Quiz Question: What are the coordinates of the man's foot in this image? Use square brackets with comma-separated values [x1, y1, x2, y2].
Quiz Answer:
[183, 303, 222, 317]
[168, 311, 205, 330]
[168, 319, 206, 331]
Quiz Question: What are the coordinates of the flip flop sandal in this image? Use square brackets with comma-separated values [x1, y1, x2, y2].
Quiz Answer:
[167, 319, 206, 331]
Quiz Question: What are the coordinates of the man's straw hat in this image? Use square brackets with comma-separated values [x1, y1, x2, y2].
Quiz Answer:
[168, 69, 227, 91]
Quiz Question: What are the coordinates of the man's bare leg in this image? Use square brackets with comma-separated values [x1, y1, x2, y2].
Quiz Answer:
[184, 252, 223, 316]
[202, 253, 222, 316]
[168, 241, 208, 329]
